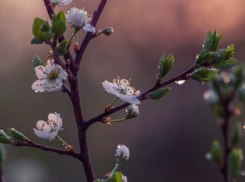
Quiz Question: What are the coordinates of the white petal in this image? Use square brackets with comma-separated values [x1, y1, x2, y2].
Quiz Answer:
[134, 90, 140, 96]
[126, 86, 134, 95]
[34, 65, 47, 79]
[102, 80, 120, 96]
[36, 120, 51, 133]
[119, 79, 129, 90]
[43, 81, 63, 92]
[34, 128, 50, 139]
[83, 24, 95, 32]
[119, 95, 141, 104]
[65, 13, 70, 22]
[32, 79, 46, 92]
[58, 0, 72, 5]
[46, 59, 55, 74]
[47, 131, 59, 141]
[69, 7, 87, 27]
[59, 70, 68, 80]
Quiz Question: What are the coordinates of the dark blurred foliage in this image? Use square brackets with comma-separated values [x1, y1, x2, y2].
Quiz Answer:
[0, 0, 245, 181]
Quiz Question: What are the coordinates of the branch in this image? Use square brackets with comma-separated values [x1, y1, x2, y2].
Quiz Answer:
[74, 0, 108, 71]
[85, 65, 195, 128]
[12, 141, 82, 159]
[43, 0, 76, 74]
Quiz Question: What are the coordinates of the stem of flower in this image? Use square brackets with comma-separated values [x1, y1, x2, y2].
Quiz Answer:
[69, 30, 78, 42]
[106, 162, 121, 181]
[109, 118, 127, 123]
[56, 135, 69, 147]
[109, 97, 119, 107]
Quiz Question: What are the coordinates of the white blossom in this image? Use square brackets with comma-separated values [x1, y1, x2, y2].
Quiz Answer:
[116, 144, 130, 161]
[32, 59, 67, 92]
[65, 7, 95, 32]
[33, 113, 62, 141]
[122, 175, 128, 182]
[102, 77, 141, 104]
[50, 0, 72, 6]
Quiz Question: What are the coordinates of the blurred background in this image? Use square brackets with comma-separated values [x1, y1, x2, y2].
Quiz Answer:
[0, 0, 245, 181]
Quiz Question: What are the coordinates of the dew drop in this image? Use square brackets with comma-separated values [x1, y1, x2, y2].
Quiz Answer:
[205, 153, 212, 160]
[196, 54, 199, 59]
[175, 80, 186, 85]
[202, 44, 204, 48]
[35, 90, 38, 93]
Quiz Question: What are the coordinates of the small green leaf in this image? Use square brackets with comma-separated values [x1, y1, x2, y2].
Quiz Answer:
[233, 65, 244, 89]
[52, 20, 66, 39]
[55, 47, 67, 56]
[203, 31, 214, 51]
[210, 140, 223, 166]
[31, 38, 43, 44]
[230, 123, 243, 146]
[156, 53, 174, 80]
[52, 12, 58, 22]
[33, 55, 46, 67]
[32, 18, 45, 41]
[213, 58, 238, 69]
[210, 31, 222, 52]
[58, 39, 68, 48]
[188, 67, 219, 83]
[194, 50, 213, 67]
[94, 180, 101, 182]
[148, 88, 171, 100]
[229, 149, 243, 179]
[57, 11, 66, 24]
[238, 84, 245, 103]
[212, 103, 225, 118]
[108, 172, 123, 182]
[8, 128, 29, 142]
[0, 130, 12, 144]
[39, 32, 54, 42]
[225, 44, 235, 60]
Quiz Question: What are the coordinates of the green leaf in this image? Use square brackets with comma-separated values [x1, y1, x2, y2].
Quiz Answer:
[58, 39, 68, 48]
[210, 140, 223, 166]
[188, 67, 219, 83]
[57, 11, 66, 24]
[156, 53, 174, 80]
[0, 130, 12, 144]
[31, 38, 43, 44]
[33, 55, 46, 67]
[52, 20, 66, 39]
[212, 103, 225, 118]
[225, 44, 235, 60]
[229, 149, 243, 179]
[55, 47, 67, 56]
[0, 145, 5, 163]
[39, 32, 54, 42]
[233, 65, 244, 89]
[194, 50, 213, 67]
[108, 172, 123, 182]
[52, 12, 58, 22]
[8, 128, 29, 142]
[148, 88, 171, 100]
[210, 31, 222, 52]
[213, 58, 238, 69]
[41, 21, 50, 32]
[94, 180, 101, 182]
[32, 18, 45, 41]
[230, 123, 243, 146]
[203, 31, 214, 52]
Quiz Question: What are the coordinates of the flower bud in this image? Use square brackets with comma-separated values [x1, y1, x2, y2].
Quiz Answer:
[210, 140, 223, 166]
[229, 149, 243, 179]
[122, 175, 128, 182]
[230, 123, 243, 146]
[99, 27, 114, 36]
[8, 128, 29, 142]
[0, 130, 12, 144]
[125, 104, 139, 119]
[116, 144, 130, 162]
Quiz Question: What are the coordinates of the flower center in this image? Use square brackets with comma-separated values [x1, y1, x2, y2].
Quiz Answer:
[48, 70, 59, 82]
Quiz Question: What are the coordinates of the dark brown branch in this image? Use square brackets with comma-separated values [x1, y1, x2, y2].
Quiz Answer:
[12, 141, 82, 159]
[43, 0, 76, 75]
[62, 83, 71, 96]
[0, 164, 3, 182]
[85, 65, 195, 128]
[74, 0, 108, 72]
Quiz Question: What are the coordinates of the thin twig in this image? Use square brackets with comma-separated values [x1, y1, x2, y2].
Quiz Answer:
[85, 65, 195, 128]
[12, 141, 82, 159]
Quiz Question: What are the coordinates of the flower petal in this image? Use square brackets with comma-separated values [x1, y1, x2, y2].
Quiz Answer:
[58, 0, 72, 5]
[36, 120, 51, 132]
[34, 65, 47, 79]
[119, 79, 129, 90]
[47, 131, 59, 141]
[32, 79, 46, 92]
[43, 81, 63, 92]
[119, 95, 141, 104]
[102, 80, 120, 96]
[134, 90, 140, 96]
[83, 24, 95, 32]
[126, 86, 135, 95]
[34, 128, 50, 139]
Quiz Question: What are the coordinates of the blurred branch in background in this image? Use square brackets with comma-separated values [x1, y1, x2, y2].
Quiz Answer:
[0, 144, 6, 182]
[204, 65, 245, 182]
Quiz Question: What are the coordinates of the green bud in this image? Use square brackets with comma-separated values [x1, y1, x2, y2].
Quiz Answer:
[125, 104, 139, 119]
[210, 140, 223, 166]
[107, 172, 123, 182]
[156, 53, 174, 80]
[8, 128, 29, 142]
[230, 123, 243, 146]
[188, 67, 219, 84]
[0, 130, 12, 144]
[0, 145, 5, 163]
[52, 20, 67, 39]
[203, 30, 222, 52]
[100, 27, 114, 36]
[55, 40, 68, 56]
[212, 103, 225, 119]
[33, 55, 46, 67]
[57, 11, 66, 24]
[148, 88, 171, 100]
[210, 31, 222, 52]
[194, 50, 213, 68]
[229, 149, 243, 179]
